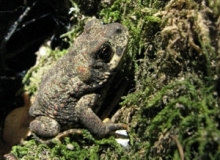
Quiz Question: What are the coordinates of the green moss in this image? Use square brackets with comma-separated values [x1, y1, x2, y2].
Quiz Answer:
[118, 0, 220, 159]
[208, 0, 220, 16]
[11, 130, 127, 159]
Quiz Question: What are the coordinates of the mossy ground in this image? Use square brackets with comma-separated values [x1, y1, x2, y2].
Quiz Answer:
[9, 0, 220, 159]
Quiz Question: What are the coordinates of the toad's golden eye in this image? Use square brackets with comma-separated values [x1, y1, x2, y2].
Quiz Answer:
[96, 42, 113, 61]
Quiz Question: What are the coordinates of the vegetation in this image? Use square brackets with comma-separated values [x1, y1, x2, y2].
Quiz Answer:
[10, 0, 220, 159]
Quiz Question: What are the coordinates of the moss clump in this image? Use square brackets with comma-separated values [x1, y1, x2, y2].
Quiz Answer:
[11, 130, 126, 159]
[119, 0, 220, 159]
[10, 0, 220, 159]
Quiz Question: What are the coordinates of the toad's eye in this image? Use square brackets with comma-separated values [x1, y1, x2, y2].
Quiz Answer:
[96, 43, 113, 62]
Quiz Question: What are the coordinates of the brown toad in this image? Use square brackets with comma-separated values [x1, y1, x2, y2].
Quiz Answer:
[29, 19, 129, 140]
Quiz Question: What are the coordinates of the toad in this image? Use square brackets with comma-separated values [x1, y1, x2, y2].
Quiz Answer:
[29, 19, 129, 141]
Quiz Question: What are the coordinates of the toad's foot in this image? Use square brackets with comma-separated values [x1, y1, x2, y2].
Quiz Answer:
[32, 123, 127, 145]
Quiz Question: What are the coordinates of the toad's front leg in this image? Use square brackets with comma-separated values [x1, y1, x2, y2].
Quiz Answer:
[76, 94, 127, 137]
